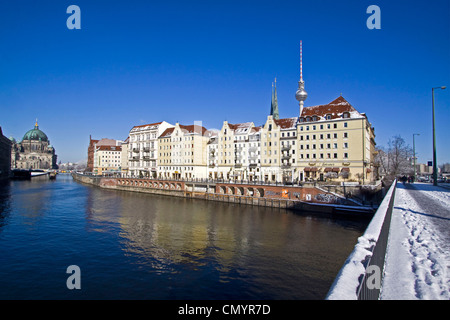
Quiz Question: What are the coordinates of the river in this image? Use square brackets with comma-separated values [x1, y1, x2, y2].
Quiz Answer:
[0, 174, 367, 299]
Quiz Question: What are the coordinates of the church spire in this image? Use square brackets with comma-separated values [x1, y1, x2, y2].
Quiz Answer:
[35, 118, 39, 129]
[270, 78, 280, 120]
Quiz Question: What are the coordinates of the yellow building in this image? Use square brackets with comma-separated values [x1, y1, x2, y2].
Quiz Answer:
[259, 96, 376, 184]
[158, 122, 211, 179]
[297, 96, 376, 183]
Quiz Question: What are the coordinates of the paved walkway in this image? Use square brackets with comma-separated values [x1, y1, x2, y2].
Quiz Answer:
[381, 182, 450, 300]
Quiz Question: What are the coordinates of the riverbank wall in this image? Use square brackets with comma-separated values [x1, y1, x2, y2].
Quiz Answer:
[72, 173, 376, 218]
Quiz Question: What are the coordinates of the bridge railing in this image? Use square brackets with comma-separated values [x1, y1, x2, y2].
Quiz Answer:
[326, 179, 397, 300]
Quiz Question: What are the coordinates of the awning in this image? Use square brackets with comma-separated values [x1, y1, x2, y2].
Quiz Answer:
[304, 167, 318, 172]
[366, 168, 372, 173]
[341, 167, 350, 172]
[324, 167, 333, 172]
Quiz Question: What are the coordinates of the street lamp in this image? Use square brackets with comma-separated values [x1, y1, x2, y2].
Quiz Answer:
[432, 86, 446, 186]
[413, 133, 419, 182]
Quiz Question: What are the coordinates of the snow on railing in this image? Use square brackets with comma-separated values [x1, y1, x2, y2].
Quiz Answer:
[326, 180, 397, 300]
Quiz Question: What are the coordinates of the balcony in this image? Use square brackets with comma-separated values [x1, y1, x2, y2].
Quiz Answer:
[281, 145, 291, 151]
[281, 163, 292, 169]
[282, 153, 292, 160]
[143, 147, 150, 152]
[132, 148, 140, 153]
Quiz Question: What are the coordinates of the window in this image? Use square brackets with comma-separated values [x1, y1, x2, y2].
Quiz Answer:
[344, 122, 348, 128]
[333, 133, 338, 139]
[343, 132, 348, 138]
[326, 114, 331, 120]
[333, 153, 338, 159]
[343, 142, 348, 149]
[344, 153, 348, 159]
[333, 123, 337, 129]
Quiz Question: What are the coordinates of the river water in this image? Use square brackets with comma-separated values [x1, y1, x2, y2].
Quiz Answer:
[0, 174, 367, 300]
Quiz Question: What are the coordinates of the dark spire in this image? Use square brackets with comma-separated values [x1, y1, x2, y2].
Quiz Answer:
[270, 78, 279, 120]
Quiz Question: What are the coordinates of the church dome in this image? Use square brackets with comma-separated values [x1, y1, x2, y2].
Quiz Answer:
[22, 121, 49, 142]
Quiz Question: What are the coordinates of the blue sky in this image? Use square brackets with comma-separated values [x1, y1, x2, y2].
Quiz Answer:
[1, 0, 449, 164]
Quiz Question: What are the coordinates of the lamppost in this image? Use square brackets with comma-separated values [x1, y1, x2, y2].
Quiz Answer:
[432, 86, 446, 186]
[413, 133, 419, 182]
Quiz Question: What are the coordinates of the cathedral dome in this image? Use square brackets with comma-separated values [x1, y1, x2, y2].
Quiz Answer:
[22, 121, 49, 142]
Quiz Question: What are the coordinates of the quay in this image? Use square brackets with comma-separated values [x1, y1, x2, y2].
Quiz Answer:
[71, 172, 377, 217]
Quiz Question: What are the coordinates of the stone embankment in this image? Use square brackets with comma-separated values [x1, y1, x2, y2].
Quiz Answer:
[72, 173, 376, 217]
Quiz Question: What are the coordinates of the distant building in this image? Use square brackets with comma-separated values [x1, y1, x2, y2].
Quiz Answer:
[10, 121, 57, 170]
[0, 127, 12, 180]
[93, 145, 122, 175]
[88, 138, 123, 175]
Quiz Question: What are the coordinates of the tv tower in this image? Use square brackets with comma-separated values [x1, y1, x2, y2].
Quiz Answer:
[295, 41, 308, 116]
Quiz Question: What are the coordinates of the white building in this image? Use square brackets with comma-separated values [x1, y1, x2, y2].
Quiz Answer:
[128, 121, 174, 177]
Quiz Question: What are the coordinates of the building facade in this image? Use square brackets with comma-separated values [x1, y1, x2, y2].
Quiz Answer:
[93, 145, 122, 175]
[128, 121, 174, 178]
[158, 123, 211, 179]
[11, 121, 57, 170]
[0, 127, 12, 180]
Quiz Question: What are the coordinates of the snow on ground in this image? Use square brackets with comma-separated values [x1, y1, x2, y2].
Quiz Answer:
[381, 183, 450, 300]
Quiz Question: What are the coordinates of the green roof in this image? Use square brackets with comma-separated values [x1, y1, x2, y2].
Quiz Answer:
[22, 121, 48, 142]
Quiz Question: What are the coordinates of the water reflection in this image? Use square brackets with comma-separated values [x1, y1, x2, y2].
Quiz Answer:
[84, 186, 367, 299]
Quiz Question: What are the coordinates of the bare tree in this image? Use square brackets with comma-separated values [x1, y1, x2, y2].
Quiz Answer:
[375, 135, 413, 179]
[388, 135, 413, 176]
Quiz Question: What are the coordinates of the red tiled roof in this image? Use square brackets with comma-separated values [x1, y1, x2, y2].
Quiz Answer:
[179, 124, 208, 135]
[97, 145, 122, 151]
[301, 96, 360, 120]
[159, 127, 175, 138]
[274, 117, 298, 129]
[228, 122, 253, 130]
[132, 122, 163, 129]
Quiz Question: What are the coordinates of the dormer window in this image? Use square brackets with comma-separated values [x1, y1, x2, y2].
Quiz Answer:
[343, 112, 350, 119]
[326, 114, 332, 120]
[306, 116, 311, 122]
[299, 117, 305, 123]
[312, 116, 317, 121]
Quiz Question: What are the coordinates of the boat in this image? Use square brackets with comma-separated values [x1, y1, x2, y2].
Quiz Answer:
[49, 172, 57, 180]
[30, 170, 49, 177]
